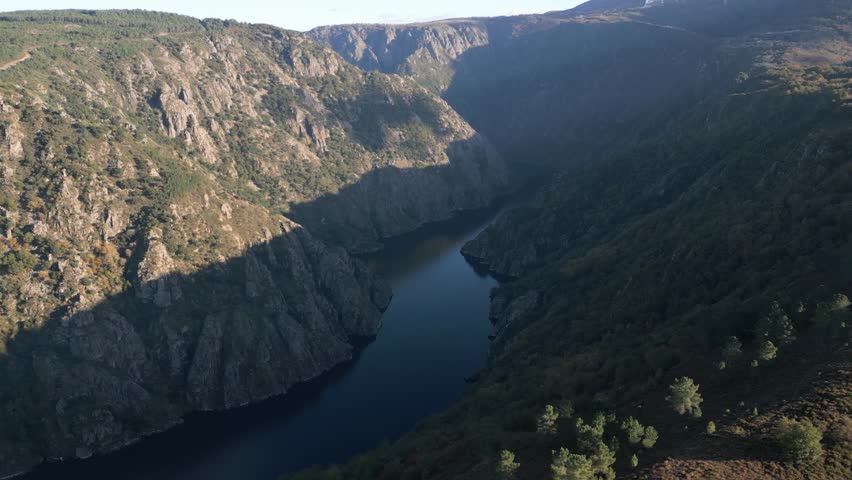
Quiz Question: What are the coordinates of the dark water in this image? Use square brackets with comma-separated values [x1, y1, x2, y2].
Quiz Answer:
[24, 205, 509, 480]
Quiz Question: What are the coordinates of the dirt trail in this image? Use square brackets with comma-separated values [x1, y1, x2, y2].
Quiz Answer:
[0, 50, 32, 71]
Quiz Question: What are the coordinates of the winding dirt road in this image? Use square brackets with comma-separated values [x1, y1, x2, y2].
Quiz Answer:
[0, 50, 32, 71]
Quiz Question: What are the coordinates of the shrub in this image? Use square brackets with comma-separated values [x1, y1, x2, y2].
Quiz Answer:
[0, 193, 18, 210]
[0, 249, 38, 274]
[641, 426, 659, 448]
[261, 83, 297, 124]
[828, 416, 852, 444]
[163, 167, 206, 200]
[775, 417, 823, 464]
[630, 453, 639, 468]
[706, 421, 716, 435]
[496, 450, 520, 480]
[827, 293, 851, 311]
[757, 340, 778, 361]
[668, 377, 703, 417]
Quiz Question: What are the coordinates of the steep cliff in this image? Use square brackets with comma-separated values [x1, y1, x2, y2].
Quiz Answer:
[310, 21, 491, 93]
[0, 10, 507, 476]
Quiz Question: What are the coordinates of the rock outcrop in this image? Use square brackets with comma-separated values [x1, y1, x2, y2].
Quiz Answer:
[310, 22, 490, 92]
[1, 218, 390, 477]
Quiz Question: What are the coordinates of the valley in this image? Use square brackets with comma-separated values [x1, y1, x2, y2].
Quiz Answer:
[20, 203, 511, 480]
[1, 1, 852, 480]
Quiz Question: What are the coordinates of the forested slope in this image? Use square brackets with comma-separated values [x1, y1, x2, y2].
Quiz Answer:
[292, 1, 852, 479]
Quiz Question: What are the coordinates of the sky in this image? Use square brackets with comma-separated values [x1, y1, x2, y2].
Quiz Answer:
[0, 0, 587, 31]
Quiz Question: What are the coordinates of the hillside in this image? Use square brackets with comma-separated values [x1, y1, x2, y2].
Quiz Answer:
[312, 0, 852, 171]
[0, 10, 507, 477]
[290, 1, 852, 479]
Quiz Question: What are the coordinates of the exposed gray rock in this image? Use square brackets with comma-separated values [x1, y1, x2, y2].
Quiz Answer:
[291, 131, 507, 252]
[488, 290, 542, 358]
[0, 222, 390, 477]
[135, 228, 181, 308]
[309, 22, 490, 92]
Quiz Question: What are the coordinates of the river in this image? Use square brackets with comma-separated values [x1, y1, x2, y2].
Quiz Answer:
[23, 204, 510, 480]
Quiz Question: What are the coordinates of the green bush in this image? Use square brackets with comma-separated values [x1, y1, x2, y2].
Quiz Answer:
[757, 340, 778, 361]
[641, 426, 659, 449]
[775, 417, 823, 464]
[163, 167, 206, 200]
[0, 249, 37, 274]
[827, 294, 851, 311]
[262, 83, 297, 124]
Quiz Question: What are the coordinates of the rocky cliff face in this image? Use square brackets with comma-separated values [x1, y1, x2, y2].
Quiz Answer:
[309, 22, 490, 92]
[0, 10, 507, 476]
[2, 218, 391, 476]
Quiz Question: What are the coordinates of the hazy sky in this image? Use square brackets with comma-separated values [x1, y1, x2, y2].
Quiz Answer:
[0, 1, 586, 31]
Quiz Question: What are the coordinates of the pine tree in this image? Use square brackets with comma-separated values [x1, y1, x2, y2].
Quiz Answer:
[537, 405, 560, 435]
[551, 448, 595, 480]
[621, 417, 644, 445]
[667, 377, 703, 417]
[496, 450, 520, 480]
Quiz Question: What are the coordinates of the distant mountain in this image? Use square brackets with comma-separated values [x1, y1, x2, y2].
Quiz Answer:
[310, 1, 726, 169]
[570, 0, 646, 13]
[311, 0, 848, 170]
